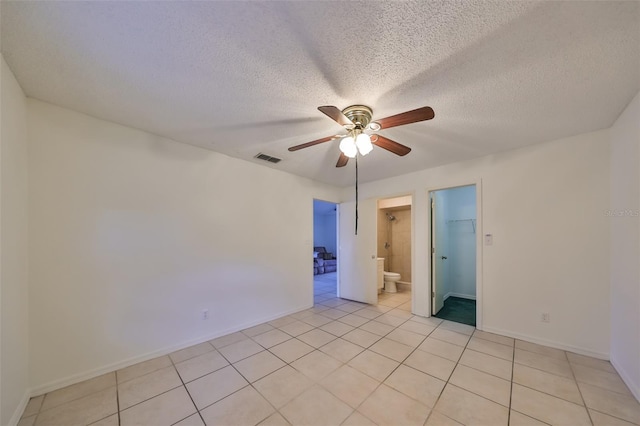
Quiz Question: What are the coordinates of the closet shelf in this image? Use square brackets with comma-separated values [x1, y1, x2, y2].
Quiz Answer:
[446, 218, 476, 233]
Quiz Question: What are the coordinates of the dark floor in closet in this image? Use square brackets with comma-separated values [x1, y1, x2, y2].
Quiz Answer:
[434, 296, 476, 326]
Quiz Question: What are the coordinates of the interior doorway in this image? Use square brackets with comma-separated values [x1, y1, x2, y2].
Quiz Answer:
[377, 195, 413, 311]
[313, 199, 338, 299]
[430, 185, 477, 326]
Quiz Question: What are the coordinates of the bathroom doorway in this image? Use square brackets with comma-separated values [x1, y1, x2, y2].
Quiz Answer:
[430, 185, 477, 326]
[377, 195, 413, 311]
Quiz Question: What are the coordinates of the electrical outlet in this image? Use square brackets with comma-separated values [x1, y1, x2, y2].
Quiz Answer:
[202, 309, 209, 320]
[541, 313, 550, 323]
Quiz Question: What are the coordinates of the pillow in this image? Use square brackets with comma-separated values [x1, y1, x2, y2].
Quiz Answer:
[313, 251, 319, 258]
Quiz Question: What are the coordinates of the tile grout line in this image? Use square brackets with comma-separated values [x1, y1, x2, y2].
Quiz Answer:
[42, 275, 635, 426]
[115, 370, 121, 426]
[509, 344, 598, 424]
[247, 300, 363, 426]
[305, 287, 414, 424]
[507, 334, 515, 426]
[394, 319, 447, 425]
[566, 350, 595, 426]
[167, 346, 210, 426]
[27, 375, 120, 425]
[427, 324, 475, 423]
[216, 329, 315, 424]
[337, 291, 505, 424]
[335, 305, 430, 426]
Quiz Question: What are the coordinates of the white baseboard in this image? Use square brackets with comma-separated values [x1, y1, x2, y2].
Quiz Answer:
[448, 292, 476, 300]
[481, 325, 610, 360]
[8, 389, 30, 426]
[396, 281, 411, 292]
[29, 303, 312, 397]
[611, 357, 640, 403]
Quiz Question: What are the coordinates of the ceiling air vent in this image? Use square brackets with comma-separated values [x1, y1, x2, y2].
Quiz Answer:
[254, 153, 282, 164]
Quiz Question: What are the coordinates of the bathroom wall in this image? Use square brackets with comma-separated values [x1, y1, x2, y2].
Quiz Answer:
[378, 206, 411, 283]
[389, 208, 412, 283]
[377, 209, 388, 263]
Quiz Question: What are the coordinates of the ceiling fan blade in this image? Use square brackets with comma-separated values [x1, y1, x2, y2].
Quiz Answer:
[288, 135, 341, 152]
[318, 106, 354, 127]
[375, 106, 434, 130]
[371, 135, 412, 156]
[336, 153, 349, 167]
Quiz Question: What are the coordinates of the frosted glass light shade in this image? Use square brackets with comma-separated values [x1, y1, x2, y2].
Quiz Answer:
[355, 133, 373, 155]
[339, 136, 357, 158]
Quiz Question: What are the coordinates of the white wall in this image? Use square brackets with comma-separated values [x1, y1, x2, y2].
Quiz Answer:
[27, 99, 340, 392]
[346, 128, 611, 357]
[1, 57, 30, 425]
[609, 90, 640, 400]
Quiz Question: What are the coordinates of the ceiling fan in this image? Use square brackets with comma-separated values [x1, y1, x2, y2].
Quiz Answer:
[288, 105, 435, 167]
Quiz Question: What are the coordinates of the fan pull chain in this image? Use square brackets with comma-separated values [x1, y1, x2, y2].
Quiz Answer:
[355, 155, 359, 235]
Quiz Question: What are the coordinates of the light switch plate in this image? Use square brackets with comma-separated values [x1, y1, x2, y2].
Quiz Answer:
[484, 234, 493, 245]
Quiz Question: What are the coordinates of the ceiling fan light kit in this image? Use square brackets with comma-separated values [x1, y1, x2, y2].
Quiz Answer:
[339, 136, 357, 158]
[337, 105, 374, 158]
[288, 104, 434, 167]
[289, 103, 435, 234]
[355, 133, 373, 156]
[339, 131, 373, 158]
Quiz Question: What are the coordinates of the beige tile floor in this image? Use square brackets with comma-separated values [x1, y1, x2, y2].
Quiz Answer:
[19, 272, 640, 426]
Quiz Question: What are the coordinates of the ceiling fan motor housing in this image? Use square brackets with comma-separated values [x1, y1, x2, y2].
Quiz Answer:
[342, 105, 372, 130]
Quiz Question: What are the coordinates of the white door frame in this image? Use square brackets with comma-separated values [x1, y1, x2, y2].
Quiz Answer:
[430, 192, 445, 315]
[426, 179, 483, 330]
[377, 193, 415, 307]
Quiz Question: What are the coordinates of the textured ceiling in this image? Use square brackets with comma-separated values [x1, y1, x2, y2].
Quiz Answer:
[2, 1, 639, 187]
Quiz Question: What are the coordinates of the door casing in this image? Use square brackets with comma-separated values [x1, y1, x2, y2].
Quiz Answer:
[427, 180, 483, 330]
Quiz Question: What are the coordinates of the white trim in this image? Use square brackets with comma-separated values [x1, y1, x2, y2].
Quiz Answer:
[7, 390, 30, 426]
[611, 358, 640, 403]
[372, 191, 417, 314]
[445, 292, 476, 301]
[482, 325, 609, 360]
[29, 303, 312, 397]
[425, 179, 483, 331]
[475, 179, 483, 330]
[396, 282, 411, 292]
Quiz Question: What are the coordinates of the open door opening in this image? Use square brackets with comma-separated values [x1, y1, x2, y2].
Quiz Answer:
[313, 200, 338, 300]
[430, 185, 477, 326]
[376, 195, 413, 311]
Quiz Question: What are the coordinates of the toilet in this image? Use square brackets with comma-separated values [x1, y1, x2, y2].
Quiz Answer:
[383, 271, 401, 293]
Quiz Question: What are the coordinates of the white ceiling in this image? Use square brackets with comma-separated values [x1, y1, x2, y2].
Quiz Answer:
[2, 1, 639, 187]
